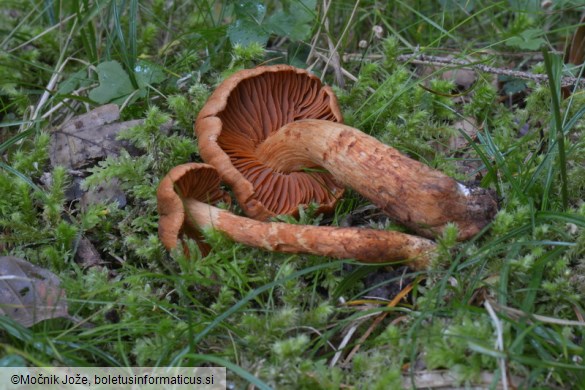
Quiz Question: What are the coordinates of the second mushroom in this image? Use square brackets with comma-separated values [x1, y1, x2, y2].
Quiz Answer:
[157, 163, 436, 270]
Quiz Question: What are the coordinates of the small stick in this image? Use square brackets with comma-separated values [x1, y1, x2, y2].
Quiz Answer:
[396, 53, 585, 87]
[343, 281, 415, 364]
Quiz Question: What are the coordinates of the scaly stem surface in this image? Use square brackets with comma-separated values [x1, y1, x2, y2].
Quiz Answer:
[184, 198, 436, 270]
[255, 119, 498, 240]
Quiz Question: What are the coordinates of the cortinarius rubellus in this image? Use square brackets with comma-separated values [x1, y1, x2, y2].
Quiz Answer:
[157, 162, 230, 256]
[196, 65, 497, 240]
[196, 65, 344, 220]
[157, 163, 436, 269]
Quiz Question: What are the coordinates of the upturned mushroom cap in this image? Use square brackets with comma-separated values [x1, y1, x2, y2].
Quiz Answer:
[157, 163, 230, 253]
[196, 64, 345, 220]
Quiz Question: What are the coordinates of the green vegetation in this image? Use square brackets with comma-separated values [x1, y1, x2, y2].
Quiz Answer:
[1, 0, 585, 388]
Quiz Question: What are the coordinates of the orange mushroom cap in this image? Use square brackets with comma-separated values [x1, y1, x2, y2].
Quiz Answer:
[157, 163, 230, 254]
[196, 65, 345, 220]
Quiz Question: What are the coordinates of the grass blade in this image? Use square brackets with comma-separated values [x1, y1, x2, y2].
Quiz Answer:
[0, 162, 44, 193]
[542, 49, 569, 210]
[185, 354, 272, 390]
[170, 261, 343, 366]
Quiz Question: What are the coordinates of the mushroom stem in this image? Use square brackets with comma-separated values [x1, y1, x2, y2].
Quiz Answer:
[255, 119, 497, 240]
[183, 198, 436, 270]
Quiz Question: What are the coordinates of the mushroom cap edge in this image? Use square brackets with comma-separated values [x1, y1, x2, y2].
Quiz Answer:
[195, 64, 344, 220]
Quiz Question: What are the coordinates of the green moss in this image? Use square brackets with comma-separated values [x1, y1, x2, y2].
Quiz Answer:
[425, 315, 496, 374]
[2, 2, 585, 388]
[463, 79, 497, 121]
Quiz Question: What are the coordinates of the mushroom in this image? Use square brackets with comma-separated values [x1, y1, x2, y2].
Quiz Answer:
[196, 65, 497, 240]
[157, 163, 436, 270]
[157, 162, 230, 255]
[196, 65, 345, 221]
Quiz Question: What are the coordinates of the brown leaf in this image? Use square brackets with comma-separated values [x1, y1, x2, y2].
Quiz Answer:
[441, 68, 477, 90]
[562, 14, 585, 99]
[49, 104, 142, 169]
[0, 256, 69, 327]
[566, 14, 585, 66]
[416, 56, 477, 90]
[449, 117, 480, 150]
[74, 237, 104, 268]
[80, 178, 127, 210]
[400, 370, 526, 389]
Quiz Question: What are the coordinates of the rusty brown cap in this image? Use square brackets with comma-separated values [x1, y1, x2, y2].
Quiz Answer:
[195, 65, 345, 220]
[157, 163, 230, 253]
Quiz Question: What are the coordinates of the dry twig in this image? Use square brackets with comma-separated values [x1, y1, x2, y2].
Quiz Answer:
[396, 53, 585, 87]
[342, 281, 416, 365]
[486, 297, 585, 326]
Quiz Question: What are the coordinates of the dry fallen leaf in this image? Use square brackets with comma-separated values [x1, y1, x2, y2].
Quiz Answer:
[441, 67, 477, 90]
[450, 117, 480, 150]
[0, 256, 70, 327]
[49, 104, 142, 170]
[400, 370, 525, 389]
[48, 104, 142, 206]
[74, 237, 104, 268]
[562, 13, 585, 99]
[566, 14, 585, 66]
[416, 56, 477, 91]
[80, 178, 127, 211]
